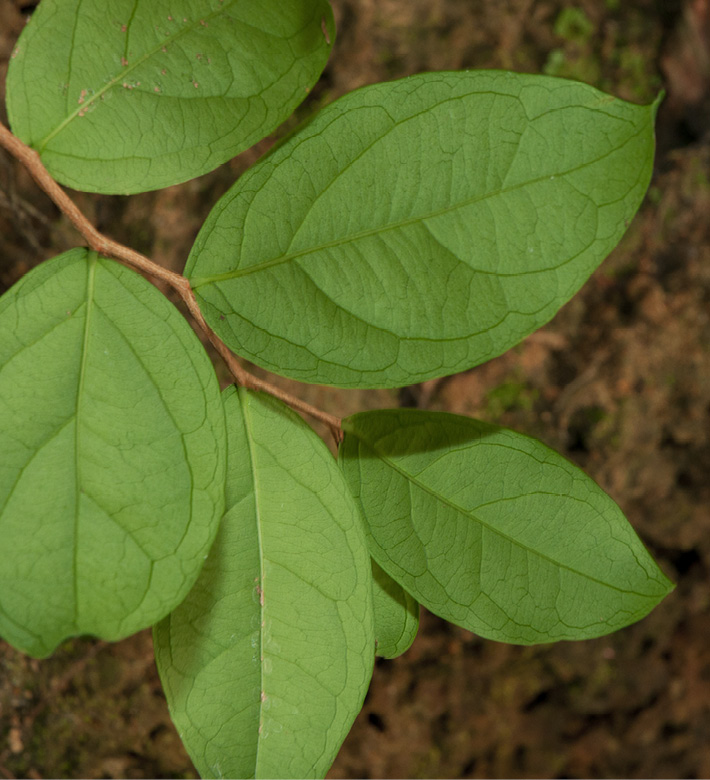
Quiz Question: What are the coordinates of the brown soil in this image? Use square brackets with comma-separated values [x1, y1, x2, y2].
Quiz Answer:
[1, 0, 709, 778]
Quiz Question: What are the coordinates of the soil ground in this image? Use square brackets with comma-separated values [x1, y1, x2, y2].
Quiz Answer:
[1, 0, 709, 777]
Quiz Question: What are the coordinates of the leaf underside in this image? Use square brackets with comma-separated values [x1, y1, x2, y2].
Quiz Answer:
[371, 558, 419, 659]
[0, 250, 226, 658]
[187, 71, 658, 388]
[154, 388, 374, 779]
[340, 409, 673, 644]
[6, 0, 335, 194]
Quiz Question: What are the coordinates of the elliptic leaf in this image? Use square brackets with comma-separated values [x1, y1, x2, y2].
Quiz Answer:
[6, 0, 335, 194]
[187, 71, 658, 388]
[0, 250, 226, 658]
[371, 558, 419, 659]
[339, 409, 673, 644]
[154, 387, 374, 779]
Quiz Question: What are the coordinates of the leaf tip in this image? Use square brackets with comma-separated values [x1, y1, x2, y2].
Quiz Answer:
[651, 89, 666, 118]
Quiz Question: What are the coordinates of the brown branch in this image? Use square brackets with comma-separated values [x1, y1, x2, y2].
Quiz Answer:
[0, 121, 342, 441]
[180, 287, 343, 440]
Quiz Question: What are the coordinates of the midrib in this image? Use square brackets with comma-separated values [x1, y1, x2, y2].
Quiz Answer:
[38, 0, 241, 152]
[189, 124, 644, 289]
[240, 389, 268, 774]
[360, 437, 653, 597]
[73, 253, 97, 626]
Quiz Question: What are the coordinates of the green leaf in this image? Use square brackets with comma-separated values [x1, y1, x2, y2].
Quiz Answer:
[186, 71, 658, 388]
[371, 559, 419, 659]
[0, 250, 226, 658]
[339, 409, 674, 644]
[6, 0, 334, 194]
[154, 387, 374, 779]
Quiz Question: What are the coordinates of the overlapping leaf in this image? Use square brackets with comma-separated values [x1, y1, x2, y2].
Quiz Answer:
[0, 250, 226, 658]
[6, 0, 334, 193]
[187, 71, 658, 388]
[154, 388, 374, 779]
[371, 559, 419, 659]
[339, 409, 673, 644]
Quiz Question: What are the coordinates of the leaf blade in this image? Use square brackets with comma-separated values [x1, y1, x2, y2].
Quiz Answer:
[187, 71, 658, 388]
[370, 559, 419, 659]
[6, 0, 334, 193]
[340, 409, 673, 644]
[155, 388, 374, 779]
[0, 250, 226, 657]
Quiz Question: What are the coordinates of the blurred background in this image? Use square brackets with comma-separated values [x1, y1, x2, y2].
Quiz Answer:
[1, 0, 709, 777]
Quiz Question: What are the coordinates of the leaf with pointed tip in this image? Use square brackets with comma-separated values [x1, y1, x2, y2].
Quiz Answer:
[154, 387, 374, 779]
[371, 559, 419, 659]
[187, 71, 658, 388]
[6, 0, 334, 194]
[0, 249, 226, 658]
[339, 409, 674, 644]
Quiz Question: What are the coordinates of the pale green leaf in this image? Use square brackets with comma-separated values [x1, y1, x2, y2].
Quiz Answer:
[187, 71, 658, 388]
[6, 0, 334, 194]
[154, 387, 374, 779]
[371, 558, 419, 659]
[339, 409, 673, 644]
[0, 250, 226, 658]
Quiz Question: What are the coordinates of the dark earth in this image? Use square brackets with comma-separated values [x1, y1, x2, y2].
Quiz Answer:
[1, 0, 709, 777]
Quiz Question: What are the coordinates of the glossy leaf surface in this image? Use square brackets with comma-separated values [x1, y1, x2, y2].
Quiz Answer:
[371, 559, 419, 659]
[6, 0, 334, 194]
[154, 388, 374, 779]
[340, 409, 673, 644]
[188, 71, 658, 388]
[0, 250, 226, 658]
